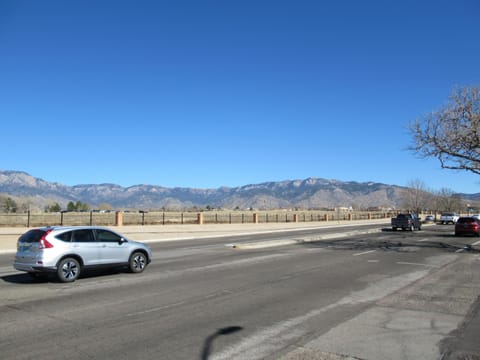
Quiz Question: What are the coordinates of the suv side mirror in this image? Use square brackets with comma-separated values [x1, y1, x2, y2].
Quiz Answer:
[118, 238, 127, 245]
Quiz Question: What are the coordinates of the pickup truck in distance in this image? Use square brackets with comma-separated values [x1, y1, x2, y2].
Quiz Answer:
[391, 213, 422, 231]
[439, 212, 459, 224]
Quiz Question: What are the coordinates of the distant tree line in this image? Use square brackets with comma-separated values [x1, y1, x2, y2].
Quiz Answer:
[0, 195, 33, 213]
[0, 196, 93, 214]
[44, 201, 114, 213]
[1, 196, 18, 213]
[44, 201, 90, 212]
[66, 201, 90, 212]
[402, 179, 467, 214]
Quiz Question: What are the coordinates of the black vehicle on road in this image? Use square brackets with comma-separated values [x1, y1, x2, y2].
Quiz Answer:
[391, 213, 422, 231]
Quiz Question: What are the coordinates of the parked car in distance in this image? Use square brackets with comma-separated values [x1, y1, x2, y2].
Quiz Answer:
[391, 213, 422, 231]
[440, 212, 459, 224]
[472, 214, 480, 220]
[455, 217, 480, 237]
[424, 215, 435, 223]
[13, 226, 152, 282]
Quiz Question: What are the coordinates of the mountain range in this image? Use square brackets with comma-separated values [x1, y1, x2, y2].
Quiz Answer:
[0, 170, 477, 211]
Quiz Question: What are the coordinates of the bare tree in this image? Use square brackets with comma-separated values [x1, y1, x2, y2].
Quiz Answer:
[433, 188, 464, 213]
[402, 179, 432, 214]
[409, 86, 480, 175]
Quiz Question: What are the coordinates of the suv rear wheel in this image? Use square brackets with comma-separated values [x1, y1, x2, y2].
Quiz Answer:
[57, 257, 81, 282]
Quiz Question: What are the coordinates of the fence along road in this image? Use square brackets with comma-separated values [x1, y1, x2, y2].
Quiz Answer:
[0, 218, 390, 254]
[0, 210, 396, 227]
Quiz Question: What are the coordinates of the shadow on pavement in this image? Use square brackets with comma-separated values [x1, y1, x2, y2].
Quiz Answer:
[200, 326, 243, 360]
[1, 273, 47, 284]
[1, 267, 128, 284]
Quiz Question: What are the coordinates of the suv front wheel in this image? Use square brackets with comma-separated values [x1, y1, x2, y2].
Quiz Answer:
[57, 257, 81, 283]
[129, 252, 147, 273]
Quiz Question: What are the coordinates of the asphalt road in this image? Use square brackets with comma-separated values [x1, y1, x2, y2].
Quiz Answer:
[1, 224, 480, 360]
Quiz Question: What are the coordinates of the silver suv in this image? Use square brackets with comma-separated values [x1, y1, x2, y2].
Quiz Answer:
[13, 226, 152, 282]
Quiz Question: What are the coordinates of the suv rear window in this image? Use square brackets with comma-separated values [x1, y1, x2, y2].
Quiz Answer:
[457, 217, 476, 223]
[18, 229, 46, 243]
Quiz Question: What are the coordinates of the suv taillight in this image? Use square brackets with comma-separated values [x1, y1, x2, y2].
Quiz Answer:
[39, 230, 54, 249]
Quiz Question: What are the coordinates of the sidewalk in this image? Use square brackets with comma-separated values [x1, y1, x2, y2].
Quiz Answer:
[0, 219, 389, 254]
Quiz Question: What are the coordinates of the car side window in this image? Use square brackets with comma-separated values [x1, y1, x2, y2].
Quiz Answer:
[72, 229, 95, 243]
[95, 229, 122, 243]
[56, 231, 73, 242]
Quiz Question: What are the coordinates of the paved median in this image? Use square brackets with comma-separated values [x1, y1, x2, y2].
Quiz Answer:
[227, 227, 383, 249]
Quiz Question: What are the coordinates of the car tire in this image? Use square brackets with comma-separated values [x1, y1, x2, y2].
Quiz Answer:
[129, 251, 147, 273]
[392, 227, 397, 231]
[57, 257, 81, 283]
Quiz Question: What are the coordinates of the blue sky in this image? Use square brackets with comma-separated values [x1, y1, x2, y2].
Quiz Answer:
[1, 0, 479, 193]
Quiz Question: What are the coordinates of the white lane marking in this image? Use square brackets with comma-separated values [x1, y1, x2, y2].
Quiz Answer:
[417, 238, 430, 242]
[205, 290, 233, 299]
[353, 250, 376, 256]
[397, 261, 440, 268]
[472, 240, 480, 246]
[455, 249, 464, 253]
[126, 301, 186, 317]
[367, 260, 379, 263]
